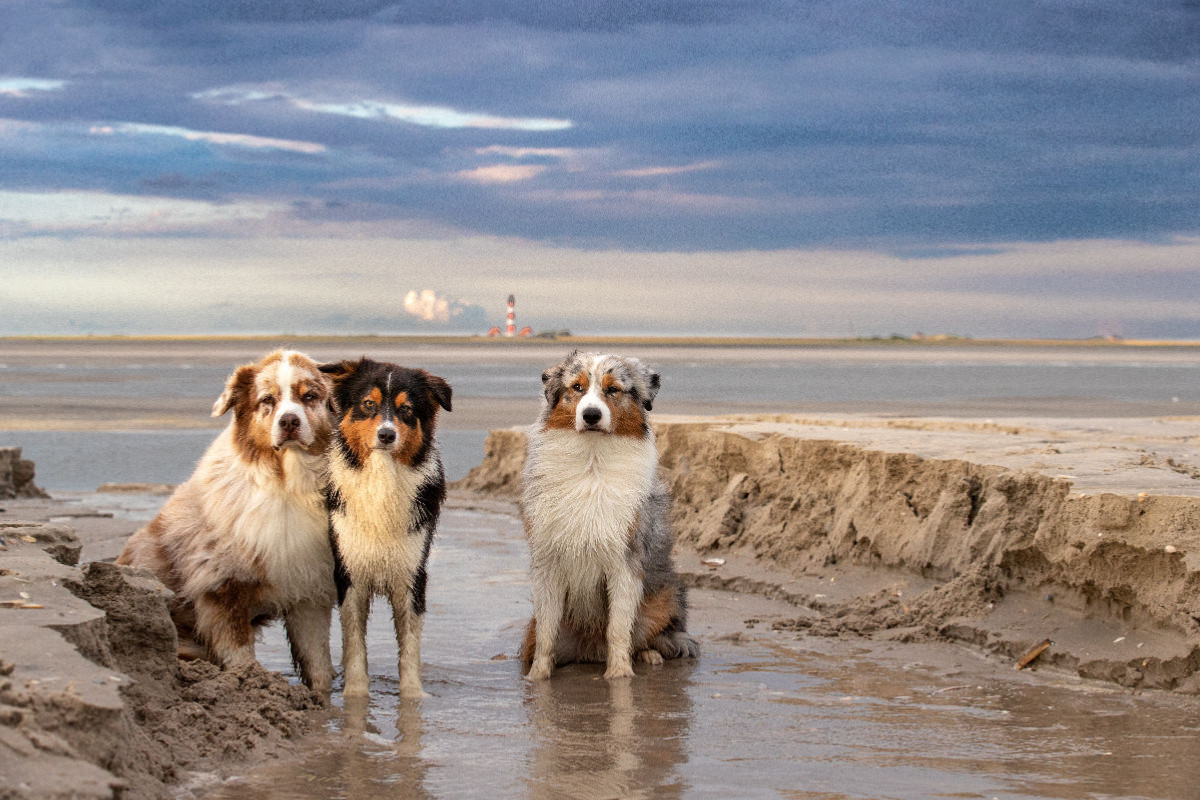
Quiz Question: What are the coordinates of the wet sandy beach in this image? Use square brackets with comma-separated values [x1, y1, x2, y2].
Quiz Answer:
[193, 499, 1200, 800]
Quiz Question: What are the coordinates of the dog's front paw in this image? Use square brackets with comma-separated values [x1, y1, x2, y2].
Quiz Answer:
[305, 669, 335, 695]
[603, 660, 635, 680]
[399, 683, 429, 699]
[525, 659, 554, 682]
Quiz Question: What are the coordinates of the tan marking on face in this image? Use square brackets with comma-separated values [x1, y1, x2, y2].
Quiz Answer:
[544, 370, 588, 430]
[604, 375, 646, 438]
[286, 355, 333, 454]
[391, 418, 424, 466]
[253, 373, 280, 418]
[228, 363, 282, 476]
[339, 387, 383, 462]
[394, 391, 408, 411]
[294, 378, 321, 403]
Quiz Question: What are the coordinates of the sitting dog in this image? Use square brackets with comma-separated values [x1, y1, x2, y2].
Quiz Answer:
[117, 349, 336, 691]
[520, 351, 698, 680]
[320, 357, 452, 698]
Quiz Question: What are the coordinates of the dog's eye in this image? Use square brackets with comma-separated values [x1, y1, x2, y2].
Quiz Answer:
[398, 405, 414, 421]
[571, 383, 584, 393]
[302, 391, 319, 403]
[361, 399, 377, 413]
[605, 386, 621, 396]
[260, 396, 276, 408]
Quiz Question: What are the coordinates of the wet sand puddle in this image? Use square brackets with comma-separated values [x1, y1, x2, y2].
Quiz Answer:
[201, 505, 1200, 800]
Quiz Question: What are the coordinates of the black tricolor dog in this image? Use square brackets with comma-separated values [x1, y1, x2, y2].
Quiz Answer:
[319, 357, 452, 698]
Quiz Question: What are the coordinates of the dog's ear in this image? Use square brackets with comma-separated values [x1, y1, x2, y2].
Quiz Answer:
[318, 359, 359, 383]
[212, 363, 258, 417]
[638, 361, 661, 411]
[541, 363, 566, 406]
[318, 359, 363, 415]
[540, 350, 580, 407]
[423, 372, 453, 413]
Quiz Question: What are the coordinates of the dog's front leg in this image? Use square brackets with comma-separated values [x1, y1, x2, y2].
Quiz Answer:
[604, 566, 641, 679]
[389, 585, 427, 698]
[526, 571, 564, 681]
[195, 591, 256, 669]
[340, 583, 371, 697]
[285, 601, 334, 694]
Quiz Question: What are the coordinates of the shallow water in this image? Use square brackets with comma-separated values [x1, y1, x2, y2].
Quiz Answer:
[201, 506, 1200, 800]
[4, 340, 1200, 491]
[0, 428, 486, 491]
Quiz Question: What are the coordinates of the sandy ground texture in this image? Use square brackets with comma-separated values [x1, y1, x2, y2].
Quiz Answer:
[456, 413, 1200, 692]
[0, 509, 326, 800]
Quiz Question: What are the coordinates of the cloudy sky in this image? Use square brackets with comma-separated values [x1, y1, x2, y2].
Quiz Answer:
[1, 0, 1197, 337]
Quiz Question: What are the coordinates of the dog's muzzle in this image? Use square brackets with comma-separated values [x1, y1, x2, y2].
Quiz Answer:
[273, 411, 309, 449]
[578, 404, 609, 432]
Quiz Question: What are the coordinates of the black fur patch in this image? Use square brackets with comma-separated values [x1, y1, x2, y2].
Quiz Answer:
[410, 563, 428, 616]
[333, 433, 361, 470]
[324, 485, 345, 514]
[413, 473, 446, 531]
[330, 528, 352, 606]
[410, 529, 435, 616]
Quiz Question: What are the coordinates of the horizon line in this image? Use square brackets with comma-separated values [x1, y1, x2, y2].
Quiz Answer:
[3, 333, 1199, 348]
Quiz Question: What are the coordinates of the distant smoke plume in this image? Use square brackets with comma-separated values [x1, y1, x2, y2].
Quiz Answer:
[402, 289, 485, 328]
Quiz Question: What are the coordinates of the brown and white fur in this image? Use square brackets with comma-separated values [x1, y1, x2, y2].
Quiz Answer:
[117, 349, 336, 692]
[321, 357, 452, 698]
[520, 351, 698, 681]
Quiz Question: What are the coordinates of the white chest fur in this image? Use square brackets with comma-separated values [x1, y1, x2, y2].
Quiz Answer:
[198, 434, 333, 606]
[522, 429, 658, 584]
[330, 449, 434, 592]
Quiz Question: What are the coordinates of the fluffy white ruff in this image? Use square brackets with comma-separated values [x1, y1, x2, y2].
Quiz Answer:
[328, 446, 440, 592]
[523, 427, 658, 608]
[180, 425, 334, 610]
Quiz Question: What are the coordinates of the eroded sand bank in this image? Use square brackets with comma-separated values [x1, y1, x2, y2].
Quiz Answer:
[0, 499, 324, 800]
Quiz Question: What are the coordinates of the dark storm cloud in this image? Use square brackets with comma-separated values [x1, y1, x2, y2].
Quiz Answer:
[0, 0, 1197, 252]
[86, 0, 396, 24]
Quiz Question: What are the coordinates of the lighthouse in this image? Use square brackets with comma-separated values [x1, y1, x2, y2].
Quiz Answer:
[487, 295, 533, 337]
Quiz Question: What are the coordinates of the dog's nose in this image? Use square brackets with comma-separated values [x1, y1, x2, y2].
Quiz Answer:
[582, 407, 602, 426]
[278, 412, 301, 432]
[377, 427, 397, 446]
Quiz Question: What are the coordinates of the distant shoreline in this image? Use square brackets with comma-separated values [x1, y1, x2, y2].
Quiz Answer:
[3, 333, 1199, 348]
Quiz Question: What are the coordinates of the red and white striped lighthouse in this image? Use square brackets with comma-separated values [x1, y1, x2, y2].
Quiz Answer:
[505, 294, 516, 337]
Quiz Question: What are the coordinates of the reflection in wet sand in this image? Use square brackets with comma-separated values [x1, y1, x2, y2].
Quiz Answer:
[206, 693, 431, 800]
[525, 664, 695, 799]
